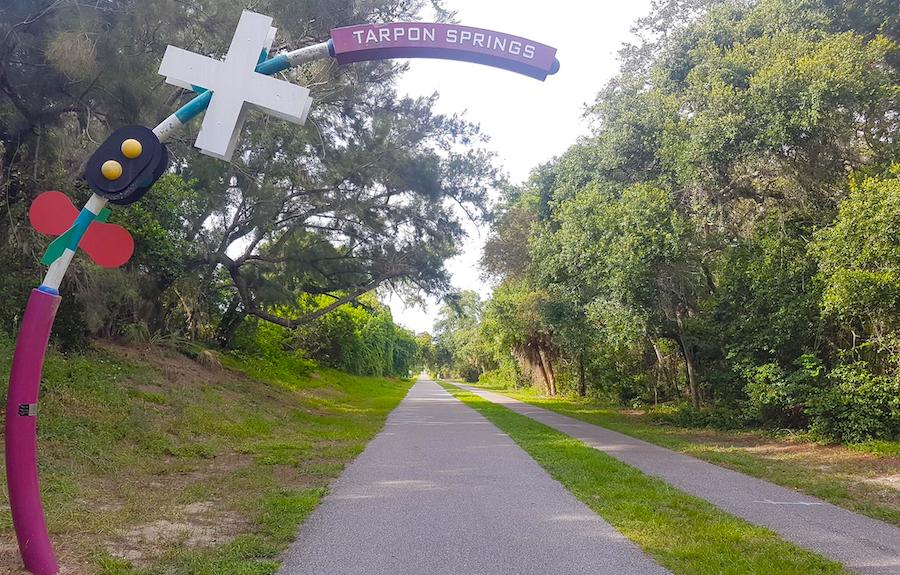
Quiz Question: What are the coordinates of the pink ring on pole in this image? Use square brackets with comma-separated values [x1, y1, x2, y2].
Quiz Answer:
[5, 289, 61, 575]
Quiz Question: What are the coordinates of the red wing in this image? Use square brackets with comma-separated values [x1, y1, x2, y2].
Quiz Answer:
[81, 222, 135, 269]
[29, 191, 78, 236]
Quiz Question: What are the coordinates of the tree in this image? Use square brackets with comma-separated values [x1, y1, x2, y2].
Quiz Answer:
[482, 281, 561, 395]
[433, 290, 492, 381]
[468, 0, 899, 441]
[813, 168, 900, 356]
[1, 0, 500, 348]
[202, 98, 498, 341]
[534, 182, 706, 405]
[415, 332, 435, 372]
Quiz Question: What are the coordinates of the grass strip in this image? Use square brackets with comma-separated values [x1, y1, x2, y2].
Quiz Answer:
[0, 336, 412, 574]
[476, 384, 900, 526]
[440, 382, 848, 575]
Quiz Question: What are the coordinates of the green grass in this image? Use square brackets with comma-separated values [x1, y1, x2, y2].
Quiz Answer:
[0, 336, 412, 573]
[470, 384, 900, 526]
[849, 440, 900, 457]
[440, 382, 848, 575]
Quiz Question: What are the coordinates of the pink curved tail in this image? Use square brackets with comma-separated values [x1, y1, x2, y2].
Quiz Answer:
[5, 289, 60, 575]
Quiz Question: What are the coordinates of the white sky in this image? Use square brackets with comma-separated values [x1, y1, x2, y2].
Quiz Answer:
[387, 0, 654, 333]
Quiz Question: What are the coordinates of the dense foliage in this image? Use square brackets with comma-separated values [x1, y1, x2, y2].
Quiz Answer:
[433, 0, 900, 443]
[231, 294, 419, 377]
[0, 0, 491, 368]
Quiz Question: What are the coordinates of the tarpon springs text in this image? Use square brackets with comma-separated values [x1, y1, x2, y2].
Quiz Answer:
[349, 25, 539, 60]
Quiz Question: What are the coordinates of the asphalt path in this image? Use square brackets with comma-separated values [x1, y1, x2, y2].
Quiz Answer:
[278, 377, 670, 575]
[453, 383, 900, 575]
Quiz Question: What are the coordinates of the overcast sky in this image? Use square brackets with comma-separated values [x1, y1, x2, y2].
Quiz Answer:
[388, 0, 655, 334]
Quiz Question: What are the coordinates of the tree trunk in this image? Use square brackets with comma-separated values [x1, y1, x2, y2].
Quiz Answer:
[533, 348, 553, 395]
[650, 338, 664, 406]
[577, 352, 586, 397]
[675, 311, 700, 409]
[216, 294, 246, 348]
[538, 347, 557, 396]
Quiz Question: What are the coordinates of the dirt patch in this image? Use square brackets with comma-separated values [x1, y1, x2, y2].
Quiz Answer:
[703, 437, 899, 484]
[109, 500, 249, 565]
[139, 452, 254, 489]
[1, 540, 97, 575]
[0, 538, 26, 575]
[98, 340, 300, 411]
[95, 341, 238, 389]
[1, 341, 382, 573]
[863, 473, 900, 490]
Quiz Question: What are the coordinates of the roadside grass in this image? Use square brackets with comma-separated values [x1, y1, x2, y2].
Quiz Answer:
[848, 440, 900, 457]
[0, 336, 412, 574]
[440, 382, 848, 575]
[472, 383, 900, 526]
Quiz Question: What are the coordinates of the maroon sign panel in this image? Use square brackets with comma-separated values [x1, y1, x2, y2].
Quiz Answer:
[330, 23, 559, 81]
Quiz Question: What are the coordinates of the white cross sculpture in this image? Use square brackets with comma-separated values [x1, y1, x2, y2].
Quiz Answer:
[158, 11, 312, 161]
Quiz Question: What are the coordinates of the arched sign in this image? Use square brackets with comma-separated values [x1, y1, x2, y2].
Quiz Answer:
[331, 23, 560, 81]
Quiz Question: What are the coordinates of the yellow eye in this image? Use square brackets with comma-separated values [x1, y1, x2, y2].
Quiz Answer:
[121, 139, 143, 159]
[101, 160, 123, 181]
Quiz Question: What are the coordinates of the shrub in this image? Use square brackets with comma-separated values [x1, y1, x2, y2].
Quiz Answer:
[459, 365, 481, 383]
[230, 295, 416, 378]
[478, 361, 522, 389]
[196, 349, 223, 370]
[648, 402, 749, 430]
[807, 363, 900, 443]
[742, 354, 825, 428]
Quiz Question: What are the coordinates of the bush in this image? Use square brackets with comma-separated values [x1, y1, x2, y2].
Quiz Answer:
[648, 402, 749, 430]
[230, 295, 417, 378]
[742, 355, 825, 428]
[807, 363, 900, 443]
[459, 365, 481, 383]
[478, 361, 521, 389]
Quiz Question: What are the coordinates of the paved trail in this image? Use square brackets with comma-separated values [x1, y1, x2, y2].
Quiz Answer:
[453, 383, 900, 575]
[278, 378, 669, 575]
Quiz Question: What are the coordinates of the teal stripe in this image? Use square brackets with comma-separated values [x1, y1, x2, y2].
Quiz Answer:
[257, 54, 291, 75]
[66, 208, 98, 251]
[174, 90, 213, 123]
[42, 233, 72, 266]
[171, 54, 291, 124]
[41, 206, 101, 265]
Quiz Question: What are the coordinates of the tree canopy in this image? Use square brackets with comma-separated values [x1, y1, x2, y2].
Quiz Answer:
[430, 0, 900, 443]
[0, 0, 498, 355]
